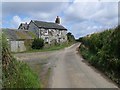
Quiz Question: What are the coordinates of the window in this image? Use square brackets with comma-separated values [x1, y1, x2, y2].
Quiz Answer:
[49, 29, 51, 32]
[45, 37, 49, 42]
[44, 30, 48, 35]
[59, 31, 61, 35]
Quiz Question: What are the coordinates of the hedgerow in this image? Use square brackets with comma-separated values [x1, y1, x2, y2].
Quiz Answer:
[2, 34, 41, 88]
[79, 25, 120, 86]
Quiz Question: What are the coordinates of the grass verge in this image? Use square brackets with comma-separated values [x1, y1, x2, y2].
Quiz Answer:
[14, 42, 74, 53]
[79, 44, 120, 88]
[27, 62, 51, 88]
[2, 34, 41, 88]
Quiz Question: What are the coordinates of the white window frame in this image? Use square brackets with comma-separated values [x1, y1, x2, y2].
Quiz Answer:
[45, 37, 49, 42]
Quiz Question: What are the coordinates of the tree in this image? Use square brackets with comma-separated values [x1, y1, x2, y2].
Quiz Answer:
[67, 32, 75, 42]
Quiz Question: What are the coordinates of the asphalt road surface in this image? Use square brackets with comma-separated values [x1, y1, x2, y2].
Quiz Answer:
[15, 43, 118, 88]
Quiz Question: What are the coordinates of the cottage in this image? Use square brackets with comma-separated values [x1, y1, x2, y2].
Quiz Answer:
[2, 29, 36, 52]
[18, 16, 68, 44]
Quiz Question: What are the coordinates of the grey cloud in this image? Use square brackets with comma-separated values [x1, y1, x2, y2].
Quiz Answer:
[2, 2, 67, 16]
[2, 2, 118, 38]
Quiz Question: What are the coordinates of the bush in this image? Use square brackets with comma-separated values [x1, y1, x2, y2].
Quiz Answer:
[24, 40, 33, 51]
[79, 26, 120, 86]
[32, 38, 44, 49]
[67, 32, 75, 43]
[2, 34, 41, 88]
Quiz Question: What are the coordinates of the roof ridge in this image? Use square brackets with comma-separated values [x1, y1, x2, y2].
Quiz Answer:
[32, 20, 67, 30]
[33, 20, 58, 24]
[3, 28, 29, 33]
[3, 28, 35, 40]
[2, 28, 18, 30]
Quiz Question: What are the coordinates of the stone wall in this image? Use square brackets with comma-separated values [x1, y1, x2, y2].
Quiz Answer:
[40, 28, 67, 44]
[28, 21, 67, 44]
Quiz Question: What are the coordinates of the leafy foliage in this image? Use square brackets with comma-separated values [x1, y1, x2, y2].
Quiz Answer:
[32, 38, 44, 49]
[2, 34, 40, 88]
[79, 26, 120, 86]
[67, 32, 75, 43]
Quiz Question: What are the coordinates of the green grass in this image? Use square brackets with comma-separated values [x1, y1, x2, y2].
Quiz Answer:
[79, 44, 120, 87]
[28, 62, 51, 88]
[79, 44, 98, 65]
[30, 42, 73, 52]
[2, 34, 41, 88]
[3, 59, 41, 88]
[44, 43, 71, 50]
[14, 42, 74, 53]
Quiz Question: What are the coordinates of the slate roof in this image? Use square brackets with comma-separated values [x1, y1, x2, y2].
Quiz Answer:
[2, 28, 36, 40]
[18, 23, 29, 30]
[32, 20, 67, 30]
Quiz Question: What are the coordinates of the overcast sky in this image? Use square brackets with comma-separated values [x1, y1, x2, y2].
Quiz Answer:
[2, 0, 119, 38]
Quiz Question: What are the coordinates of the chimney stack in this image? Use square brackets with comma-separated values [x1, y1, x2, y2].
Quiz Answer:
[55, 16, 60, 24]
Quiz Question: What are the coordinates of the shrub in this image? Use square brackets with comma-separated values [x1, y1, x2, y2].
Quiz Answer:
[24, 40, 33, 50]
[67, 32, 75, 43]
[79, 26, 120, 86]
[2, 34, 41, 88]
[32, 38, 44, 49]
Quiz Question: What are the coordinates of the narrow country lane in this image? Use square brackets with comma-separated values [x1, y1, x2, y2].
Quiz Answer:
[15, 43, 118, 88]
[49, 43, 118, 88]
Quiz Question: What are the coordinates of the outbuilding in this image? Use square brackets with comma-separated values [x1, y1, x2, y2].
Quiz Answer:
[2, 28, 36, 52]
